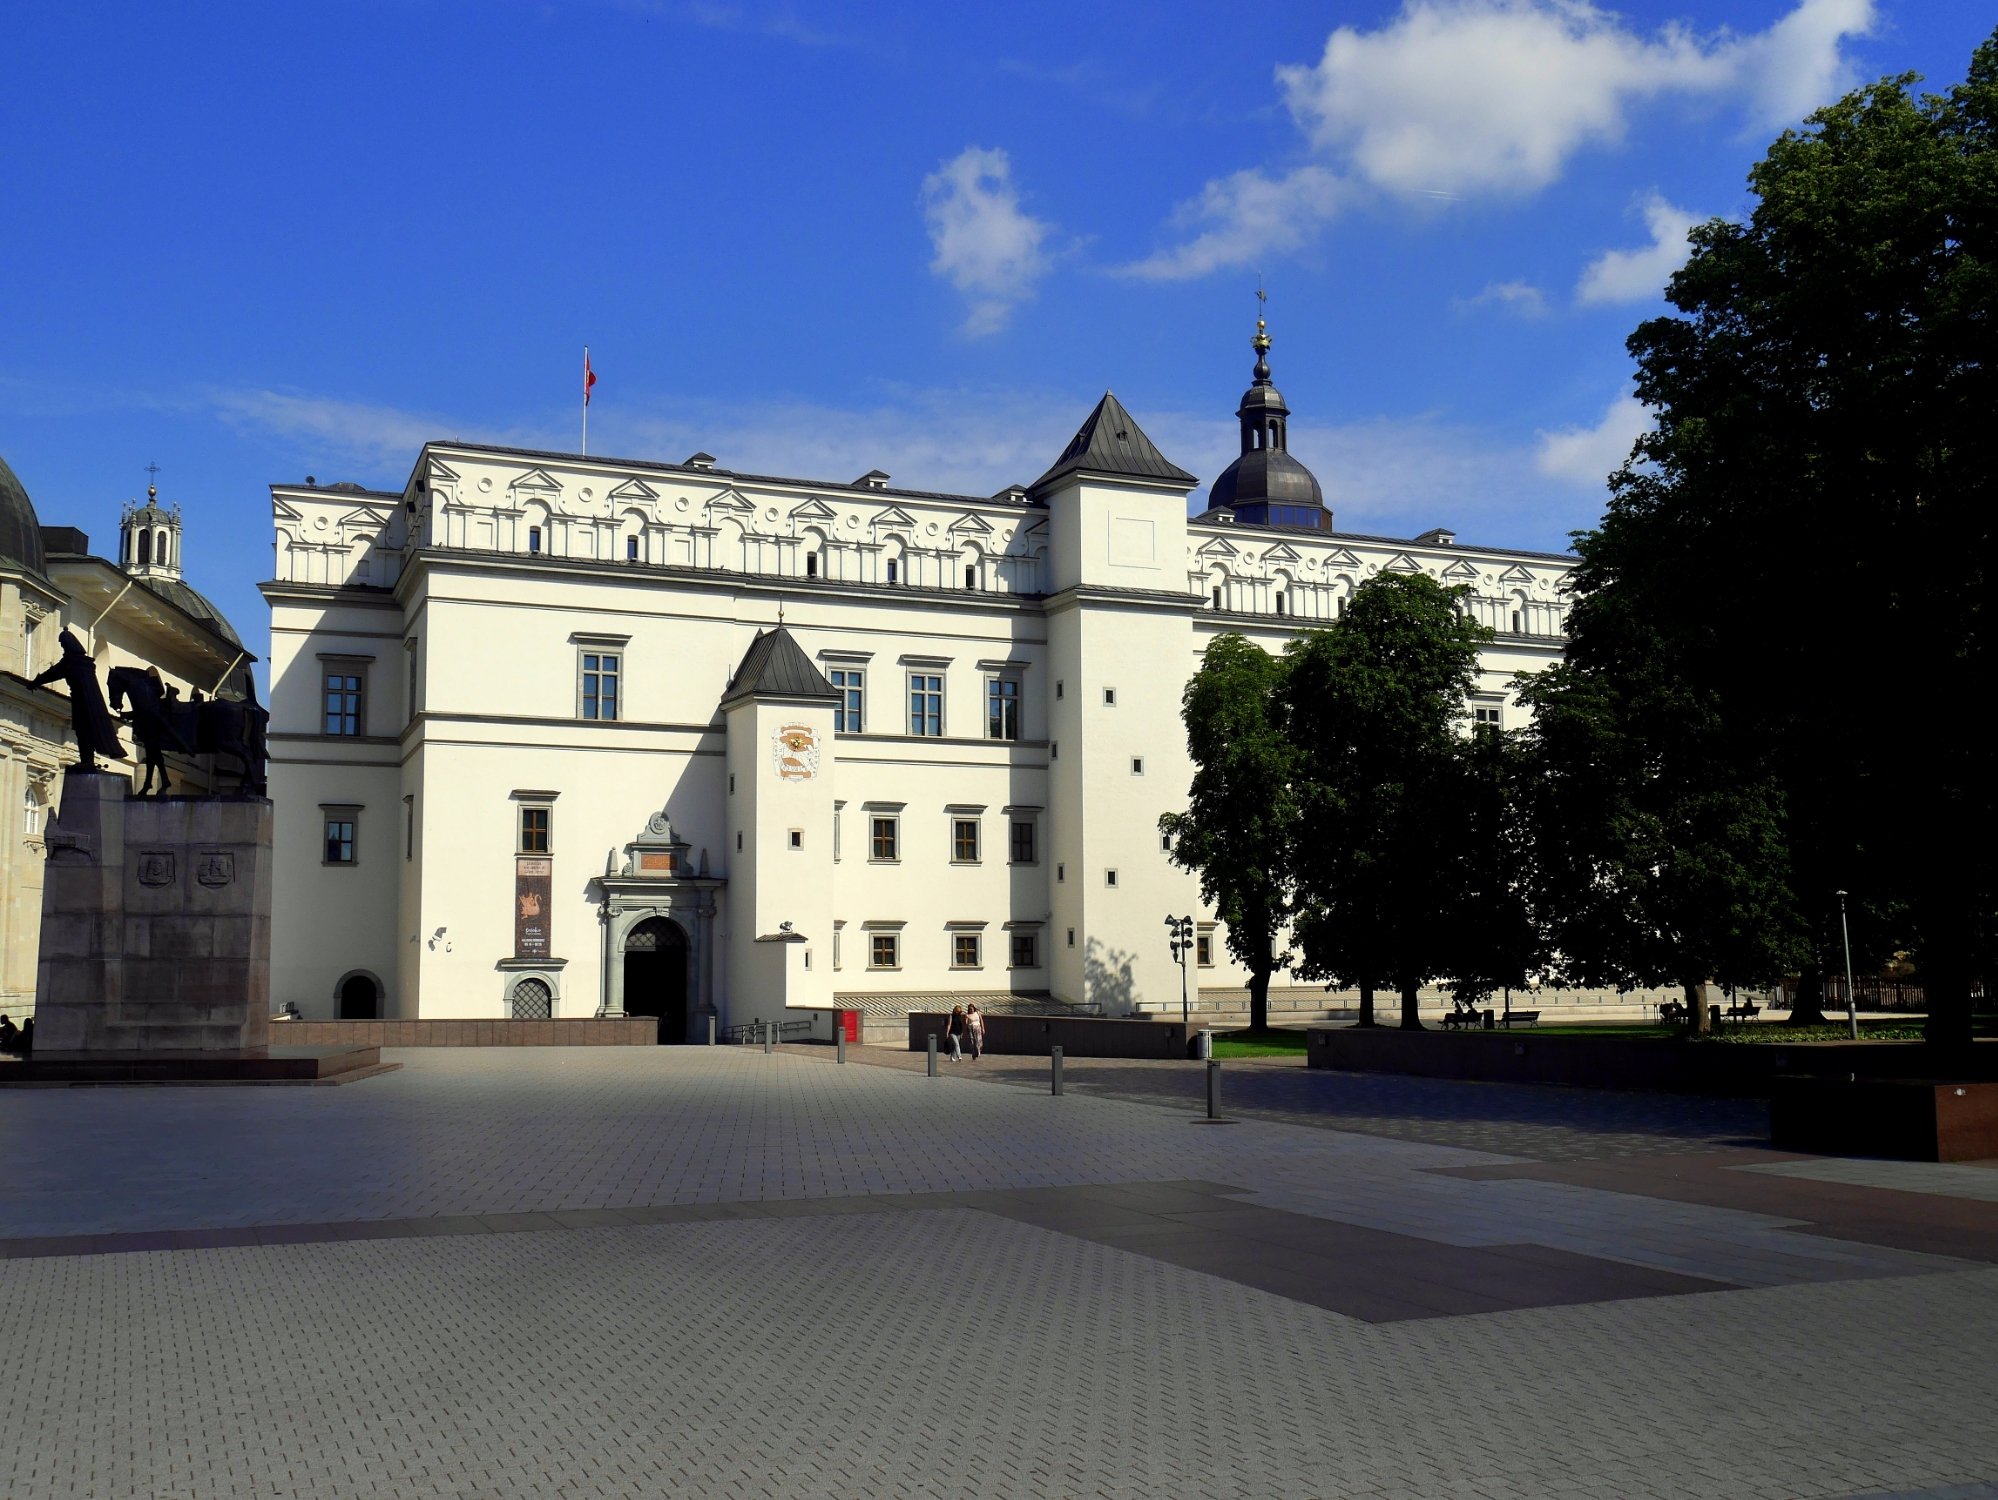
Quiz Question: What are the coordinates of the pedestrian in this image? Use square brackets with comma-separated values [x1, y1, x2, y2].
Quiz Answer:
[965, 1003, 985, 1062]
[945, 1005, 966, 1062]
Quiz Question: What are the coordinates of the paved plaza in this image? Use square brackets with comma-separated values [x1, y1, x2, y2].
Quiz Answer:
[2, 1046, 1996, 1498]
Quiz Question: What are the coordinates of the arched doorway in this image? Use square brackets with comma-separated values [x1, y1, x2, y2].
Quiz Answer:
[337, 972, 380, 1020]
[623, 916, 689, 1043]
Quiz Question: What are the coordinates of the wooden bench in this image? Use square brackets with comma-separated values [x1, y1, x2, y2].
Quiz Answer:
[1441, 1008, 1484, 1031]
[1659, 1000, 1687, 1025]
[1723, 1002, 1762, 1022]
[1498, 1010, 1541, 1029]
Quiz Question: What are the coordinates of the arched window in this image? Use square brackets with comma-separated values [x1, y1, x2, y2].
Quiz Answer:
[157, 530, 170, 567]
[23, 787, 42, 835]
[509, 977, 553, 1020]
[137, 530, 151, 567]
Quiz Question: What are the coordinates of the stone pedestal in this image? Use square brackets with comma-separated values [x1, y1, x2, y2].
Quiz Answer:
[35, 770, 272, 1054]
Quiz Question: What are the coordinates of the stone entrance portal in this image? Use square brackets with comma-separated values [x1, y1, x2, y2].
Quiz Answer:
[595, 807, 723, 1040]
[622, 917, 689, 1043]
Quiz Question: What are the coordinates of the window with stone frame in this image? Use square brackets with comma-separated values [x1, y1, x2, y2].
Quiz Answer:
[951, 817, 980, 863]
[908, 673, 943, 737]
[869, 932, 900, 970]
[323, 811, 358, 865]
[986, 676, 1020, 741]
[870, 814, 899, 862]
[579, 650, 621, 721]
[830, 668, 865, 733]
[1009, 817, 1036, 865]
[322, 667, 364, 736]
[952, 931, 981, 969]
[519, 805, 551, 854]
[1009, 930, 1039, 969]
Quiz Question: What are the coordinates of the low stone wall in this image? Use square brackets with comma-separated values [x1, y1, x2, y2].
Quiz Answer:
[908, 1012, 1202, 1059]
[1305, 1025, 1998, 1097]
[1772, 1077, 1998, 1161]
[273, 1018, 658, 1047]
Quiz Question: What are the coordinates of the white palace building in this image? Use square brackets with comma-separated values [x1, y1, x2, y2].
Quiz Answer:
[264, 327, 1574, 1038]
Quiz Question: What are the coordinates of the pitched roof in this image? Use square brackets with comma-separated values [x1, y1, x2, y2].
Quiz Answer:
[719, 626, 838, 707]
[1028, 392, 1197, 496]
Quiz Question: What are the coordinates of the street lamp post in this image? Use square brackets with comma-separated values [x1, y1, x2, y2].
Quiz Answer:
[1836, 889, 1858, 1041]
[1165, 914, 1194, 1028]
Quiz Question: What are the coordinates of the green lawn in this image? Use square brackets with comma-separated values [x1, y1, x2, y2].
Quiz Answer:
[1209, 1029, 1312, 1058]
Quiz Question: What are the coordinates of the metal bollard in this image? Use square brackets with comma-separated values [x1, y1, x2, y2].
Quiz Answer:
[836, 1026, 846, 1064]
[763, 1020, 774, 1055]
[1051, 1045, 1064, 1095]
[1206, 1058, 1220, 1120]
[707, 1014, 717, 1046]
[927, 1034, 939, 1077]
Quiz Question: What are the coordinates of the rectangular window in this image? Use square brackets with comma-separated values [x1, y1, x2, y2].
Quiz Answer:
[952, 932, 981, 969]
[831, 669, 865, 733]
[1274, 593, 1286, 616]
[964, 563, 977, 590]
[1131, 757, 1144, 775]
[1103, 688, 1116, 706]
[404, 796, 414, 860]
[885, 559, 899, 585]
[626, 535, 640, 561]
[323, 815, 356, 865]
[986, 677, 1020, 741]
[581, 651, 621, 721]
[870, 816, 898, 861]
[1010, 931, 1039, 969]
[1212, 586, 1223, 609]
[322, 671, 363, 736]
[1105, 868, 1118, 888]
[1057, 863, 1065, 882]
[1473, 704, 1503, 730]
[1197, 931, 1215, 967]
[908, 673, 943, 737]
[1009, 819, 1036, 865]
[806, 552, 819, 578]
[952, 818, 980, 863]
[1067, 928, 1075, 948]
[528, 525, 542, 554]
[788, 828, 803, 850]
[519, 805, 550, 854]
[869, 932, 899, 970]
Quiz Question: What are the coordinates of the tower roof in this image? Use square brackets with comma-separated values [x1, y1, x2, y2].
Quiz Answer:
[1028, 392, 1196, 496]
[720, 625, 838, 708]
[1209, 314, 1326, 517]
[0, 454, 49, 580]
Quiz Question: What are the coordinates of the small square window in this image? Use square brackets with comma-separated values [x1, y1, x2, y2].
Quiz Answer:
[1197, 931, 1215, 967]
[952, 818, 980, 863]
[870, 932, 899, 969]
[871, 816, 899, 861]
[1056, 680, 1065, 700]
[1161, 831, 1171, 852]
[1473, 704, 1503, 730]
[1066, 928, 1075, 948]
[323, 816, 356, 865]
[1010, 932, 1038, 968]
[519, 806, 550, 854]
[1051, 741, 1059, 759]
[1105, 869, 1118, 888]
[1131, 757, 1144, 775]
[952, 932, 981, 969]
[1103, 688, 1116, 706]
[788, 829, 803, 850]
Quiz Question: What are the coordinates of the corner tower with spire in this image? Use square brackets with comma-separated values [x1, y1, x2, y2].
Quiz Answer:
[1206, 309, 1330, 531]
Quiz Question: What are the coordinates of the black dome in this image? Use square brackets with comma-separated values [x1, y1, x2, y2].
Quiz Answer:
[1210, 447, 1324, 510]
[0, 454, 49, 579]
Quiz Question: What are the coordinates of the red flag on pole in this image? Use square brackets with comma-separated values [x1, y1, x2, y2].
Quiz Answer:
[584, 349, 597, 406]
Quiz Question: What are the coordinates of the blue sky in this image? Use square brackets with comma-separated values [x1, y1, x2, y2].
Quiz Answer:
[2, 1, 1991, 663]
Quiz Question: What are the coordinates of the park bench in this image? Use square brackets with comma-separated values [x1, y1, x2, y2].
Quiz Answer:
[1659, 1000, 1686, 1025]
[1723, 1001, 1762, 1022]
[1441, 1008, 1483, 1031]
[1498, 1010, 1541, 1028]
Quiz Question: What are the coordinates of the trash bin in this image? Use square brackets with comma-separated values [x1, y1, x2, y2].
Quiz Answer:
[1197, 1028, 1214, 1060]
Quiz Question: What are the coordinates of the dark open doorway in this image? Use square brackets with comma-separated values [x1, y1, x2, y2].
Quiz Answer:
[337, 973, 380, 1020]
[623, 916, 689, 1043]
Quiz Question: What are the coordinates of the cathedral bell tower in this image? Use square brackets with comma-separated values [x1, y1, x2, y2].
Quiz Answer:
[1206, 311, 1331, 531]
[120, 482, 183, 581]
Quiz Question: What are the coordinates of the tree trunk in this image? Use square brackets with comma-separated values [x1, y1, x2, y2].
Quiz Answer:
[1399, 978, 1423, 1030]
[1684, 979, 1713, 1036]
[1356, 981, 1377, 1028]
[1786, 961, 1828, 1027]
[1248, 965, 1270, 1035]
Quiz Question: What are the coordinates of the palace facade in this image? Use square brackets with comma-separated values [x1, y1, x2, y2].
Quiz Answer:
[263, 332, 1573, 1037]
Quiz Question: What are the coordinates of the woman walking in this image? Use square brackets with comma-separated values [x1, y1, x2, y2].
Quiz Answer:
[965, 1003, 985, 1062]
[945, 1005, 966, 1062]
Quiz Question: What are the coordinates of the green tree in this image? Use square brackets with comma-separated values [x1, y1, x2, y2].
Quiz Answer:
[1160, 633, 1297, 1033]
[1582, 34, 1998, 1044]
[1285, 574, 1489, 1029]
[1432, 723, 1543, 1012]
[1518, 655, 1804, 1035]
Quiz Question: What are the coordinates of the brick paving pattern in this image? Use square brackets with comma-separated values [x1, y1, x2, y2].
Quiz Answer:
[1, 1045, 1993, 1498]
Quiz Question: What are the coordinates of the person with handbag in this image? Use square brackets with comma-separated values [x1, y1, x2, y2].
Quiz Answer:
[964, 1003, 985, 1062]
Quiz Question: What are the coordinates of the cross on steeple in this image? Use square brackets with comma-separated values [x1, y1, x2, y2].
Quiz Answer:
[145, 461, 160, 500]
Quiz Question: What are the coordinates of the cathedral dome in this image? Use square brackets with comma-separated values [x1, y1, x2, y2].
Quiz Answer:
[0, 454, 50, 579]
[1206, 316, 1329, 529]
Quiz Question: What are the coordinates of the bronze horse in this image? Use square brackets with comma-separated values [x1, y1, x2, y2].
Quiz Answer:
[108, 667, 269, 796]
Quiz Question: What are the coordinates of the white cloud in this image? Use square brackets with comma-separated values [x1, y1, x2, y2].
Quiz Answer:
[1131, 0, 1874, 278]
[1576, 193, 1701, 305]
[1122, 166, 1346, 281]
[920, 146, 1053, 336]
[1459, 279, 1549, 317]
[1534, 389, 1652, 488]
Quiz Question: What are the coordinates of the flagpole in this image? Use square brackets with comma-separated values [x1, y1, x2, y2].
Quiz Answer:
[582, 345, 589, 457]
